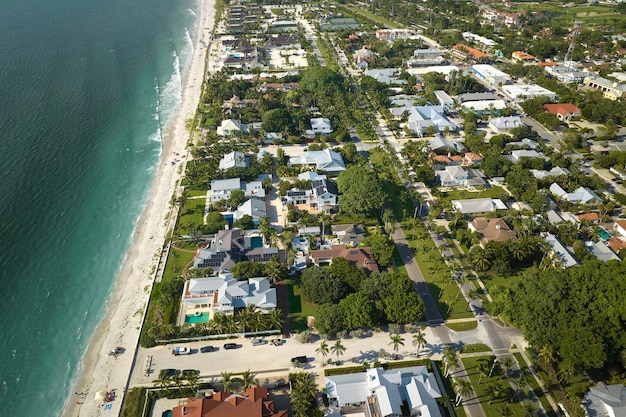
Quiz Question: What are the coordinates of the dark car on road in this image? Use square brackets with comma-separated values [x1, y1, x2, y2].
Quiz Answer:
[291, 356, 307, 365]
[223, 343, 238, 350]
[182, 369, 200, 378]
[200, 345, 217, 353]
[159, 368, 179, 379]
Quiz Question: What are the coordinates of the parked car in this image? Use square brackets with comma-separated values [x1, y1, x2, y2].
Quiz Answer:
[291, 356, 307, 365]
[171, 347, 191, 356]
[223, 343, 238, 350]
[251, 338, 267, 346]
[200, 345, 217, 353]
[159, 368, 179, 379]
[182, 369, 200, 378]
[270, 338, 283, 346]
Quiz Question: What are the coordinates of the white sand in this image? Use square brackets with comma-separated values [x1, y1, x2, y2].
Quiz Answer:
[61, 1, 216, 416]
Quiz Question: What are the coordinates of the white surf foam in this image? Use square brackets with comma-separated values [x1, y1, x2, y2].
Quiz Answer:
[186, 8, 197, 18]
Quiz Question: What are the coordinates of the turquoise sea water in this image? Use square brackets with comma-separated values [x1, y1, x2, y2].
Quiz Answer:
[0, 0, 198, 415]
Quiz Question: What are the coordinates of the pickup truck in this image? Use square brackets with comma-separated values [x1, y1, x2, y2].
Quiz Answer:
[171, 347, 191, 356]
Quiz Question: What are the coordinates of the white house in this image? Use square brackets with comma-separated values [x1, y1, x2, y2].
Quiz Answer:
[219, 151, 249, 170]
[471, 64, 511, 86]
[543, 233, 579, 268]
[216, 119, 249, 136]
[549, 183, 603, 204]
[501, 84, 557, 103]
[507, 149, 548, 164]
[208, 178, 265, 203]
[530, 167, 570, 179]
[406, 106, 457, 135]
[288, 149, 346, 173]
[615, 220, 626, 238]
[182, 272, 277, 318]
[282, 177, 339, 214]
[451, 198, 507, 214]
[585, 241, 620, 262]
[233, 198, 267, 225]
[434, 90, 454, 113]
[488, 116, 524, 133]
[583, 382, 626, 417]
[325, 366, 442, 417]
[435, 165, 469, 187]
[310, 117, 333, 135]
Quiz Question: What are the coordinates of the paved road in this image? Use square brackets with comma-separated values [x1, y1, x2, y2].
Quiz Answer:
[522, 117, 562, 150]
[392, 226, 443, 324]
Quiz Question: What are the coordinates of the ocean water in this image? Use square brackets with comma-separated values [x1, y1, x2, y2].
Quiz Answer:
[0, 0, 198, 415]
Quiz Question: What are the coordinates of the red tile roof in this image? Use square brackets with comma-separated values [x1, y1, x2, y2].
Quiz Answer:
[576, 212, 600, 222]
[452, 44, 488, 59]
[608, 237, 626, 253]
[172, 388, 287, 417]
[543, 103, 580, 116]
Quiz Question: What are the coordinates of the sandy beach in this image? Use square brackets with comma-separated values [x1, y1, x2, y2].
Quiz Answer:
[61, 1, 216, 416]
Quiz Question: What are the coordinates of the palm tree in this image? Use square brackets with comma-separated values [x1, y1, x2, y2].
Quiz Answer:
[388, 333, 405, 358]
[412, 330, 427, 355]
[453, 379, 473, 406]
[259, 216, 272, 246]
[318, 212, 332, 244]
[240, 369, 258, 390]
[443, 346, 458, 377]
[485, 381, 503, 404]
[499, 404, 513, 417]
[382, 209, 396, 236]
[502, 356, 513, 377]
[221, 371, 233, 392]
[263, 309, 283, 331]
[558, 361, 576, 383]
[264, 260, 284, 284]
[153, 374, 174, 393]
[538, 345, 555, 365]
[522, 401, 536, 417]
[237, 304, 258, 332]
[511, 372, 531, 402]
[316, 340, 330, 366]
[477, 359, 491, 384]
[331, 340, 346, 365]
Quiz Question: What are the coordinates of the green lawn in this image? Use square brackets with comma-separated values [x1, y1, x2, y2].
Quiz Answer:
[512, 353, 558, 417]
[176, 197, 206, 235]
[460, 343, 492, 354]
[447, 321, 478, 332]
[340, 5, 403, 28]
[461, 356, 526, 417]
[286, 278, 319, 332]
[439, 186, 509, 202]
[433, 361, 468, 417]
[187, 190, 207, 197]
[163, 247, 196, 281]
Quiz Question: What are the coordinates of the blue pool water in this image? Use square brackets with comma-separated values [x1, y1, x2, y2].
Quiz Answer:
[185, 312, 210, 324]
[598, 226, 611, 240]
[250, 236, 263, 248]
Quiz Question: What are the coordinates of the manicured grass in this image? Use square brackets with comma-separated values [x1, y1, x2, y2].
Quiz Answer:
[433, 361, 468, 417]
[460, 343, 492, 354]
[270, 8, 283, 16]
[176, 197, 206, 235]
[446, 321, 478, 332]
[461, 355, 525, 417]
[187, 190, 207, 197]
[340, 5, 403, 28]
[512, 353, 558, 417]
[163, 247, 196, 281]
[439, 186, 509, 202]
[286, 278, 319, 332]
[315, 36, 341, 72]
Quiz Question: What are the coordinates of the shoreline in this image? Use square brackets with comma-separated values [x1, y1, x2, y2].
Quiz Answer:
[61, 0, 215, 416]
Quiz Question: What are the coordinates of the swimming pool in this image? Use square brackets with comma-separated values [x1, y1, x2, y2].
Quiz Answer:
[162, 411, 172, 417]
[250, 236, 263, 248]
[598, 226, 611, 240]
[185, 312, 210, 324]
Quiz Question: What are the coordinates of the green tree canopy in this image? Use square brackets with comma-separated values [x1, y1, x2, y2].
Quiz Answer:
[339, 293, 378, 330]
[336, 165, 387, 216]
[362, 233, 396, 267]
[314, 303, 345, 336]
[300, 266, 349, 305]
